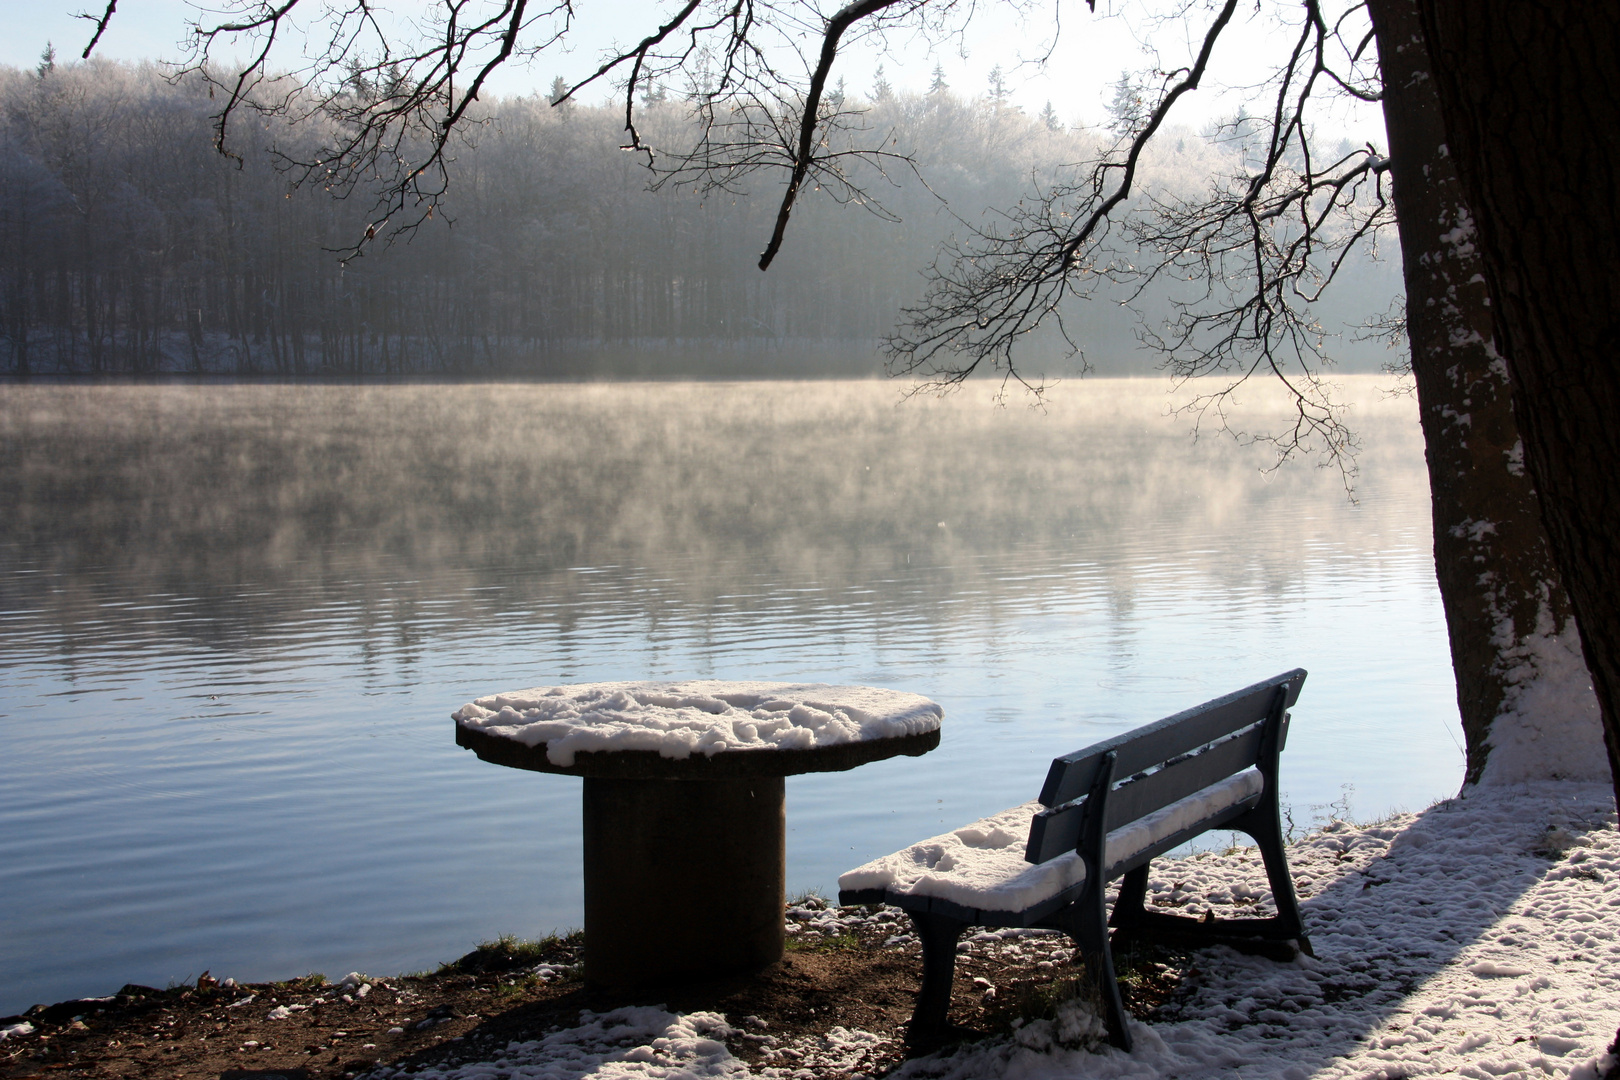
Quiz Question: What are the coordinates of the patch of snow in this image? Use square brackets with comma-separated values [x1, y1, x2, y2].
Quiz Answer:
[0, 1022, 33, 1042]
[531, 961, 578, 982]
[1479, 604, 1608, 784]
[1440, 205, 1478, 256]
[453, 681, 942, 766]
[838, 771, 1263, 911]
[1505, 437, 1526, 477]
[1012, 998, 1111, 1052]
[1447, 517, 1498, 541]
[1440, 404, 1474, 429]
[755, 1024, 895, 1074]
[382, 1005, 746, 1078]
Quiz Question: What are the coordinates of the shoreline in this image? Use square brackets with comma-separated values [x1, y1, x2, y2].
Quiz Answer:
[5, 782, 1616, 1080]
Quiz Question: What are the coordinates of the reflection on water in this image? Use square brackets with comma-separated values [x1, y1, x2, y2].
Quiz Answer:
[0, 379, 1459, 1012]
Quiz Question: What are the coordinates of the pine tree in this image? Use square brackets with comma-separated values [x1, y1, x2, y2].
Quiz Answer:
[988, 65, 1009, 104]
[549, 76, 574, 117]
[870, 64, 892, 101]
[1105, 71, 1141, 134]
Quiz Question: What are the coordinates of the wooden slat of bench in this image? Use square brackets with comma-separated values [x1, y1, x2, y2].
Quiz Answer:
[1024, 723, 1264, 863]
[1104, 722, 1266, 832]
[1037, 670, 1304, 807]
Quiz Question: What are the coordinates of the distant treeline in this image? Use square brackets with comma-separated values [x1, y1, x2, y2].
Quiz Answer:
[0, 60, 1398, 378]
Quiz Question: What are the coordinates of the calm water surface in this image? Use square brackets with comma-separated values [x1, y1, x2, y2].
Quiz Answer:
[0, 379, 1460, 1013]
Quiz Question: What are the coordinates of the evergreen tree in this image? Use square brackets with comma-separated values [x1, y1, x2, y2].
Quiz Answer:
[1105, 71, 1142, 134]
[987, 65, 1008, 104]
[870, 64, 892, 101]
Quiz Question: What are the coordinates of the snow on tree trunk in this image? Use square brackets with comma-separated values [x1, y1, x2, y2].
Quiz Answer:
[1368, 0, 1606, 786]
[1416, 0, 1620, 810]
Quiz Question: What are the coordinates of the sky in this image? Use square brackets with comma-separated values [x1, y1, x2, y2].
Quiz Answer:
[3, 0, 1384, 138]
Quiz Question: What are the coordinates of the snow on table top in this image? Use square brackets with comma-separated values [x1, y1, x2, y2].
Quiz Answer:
[839, 769, 1264, 912]
[452, 680, 942, 767]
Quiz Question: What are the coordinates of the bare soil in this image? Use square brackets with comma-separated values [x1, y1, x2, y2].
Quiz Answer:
[0, 906, 1192, 1080]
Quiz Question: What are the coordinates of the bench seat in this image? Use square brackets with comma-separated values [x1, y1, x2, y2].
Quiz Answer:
[839, 768, 1264, 915]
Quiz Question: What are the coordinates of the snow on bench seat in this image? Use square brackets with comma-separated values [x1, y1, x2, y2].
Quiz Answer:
[838, 768, 1264, 913]
[453, 680, 943, 767]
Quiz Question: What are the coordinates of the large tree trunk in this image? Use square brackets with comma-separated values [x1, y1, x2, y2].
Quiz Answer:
[1415, 0, 1620, 810]
[1368, 0, 1604, 785]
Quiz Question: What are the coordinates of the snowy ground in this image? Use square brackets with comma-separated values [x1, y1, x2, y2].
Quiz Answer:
[361, 782, 1619, 1080]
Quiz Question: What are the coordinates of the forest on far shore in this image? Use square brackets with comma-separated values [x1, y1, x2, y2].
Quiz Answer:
[0, 58, 1400, 379]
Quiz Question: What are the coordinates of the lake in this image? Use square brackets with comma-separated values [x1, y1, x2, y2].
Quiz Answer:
[0, 378, 1460, 1014]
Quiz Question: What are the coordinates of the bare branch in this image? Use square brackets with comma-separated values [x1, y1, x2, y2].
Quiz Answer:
[882, 0, 1240, 391]
[757, 0, 908, 269]
[76, 0, 119, 59]
[558, 0, 703, 161]
[882, 0, 1390, 484]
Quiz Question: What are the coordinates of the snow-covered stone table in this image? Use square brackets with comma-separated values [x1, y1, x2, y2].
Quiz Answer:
[453, 680, 942, 988]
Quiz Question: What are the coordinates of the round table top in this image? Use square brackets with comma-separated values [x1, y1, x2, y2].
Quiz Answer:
[452, 680, 942, 779]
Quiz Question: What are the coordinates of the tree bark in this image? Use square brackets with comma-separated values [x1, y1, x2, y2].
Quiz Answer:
[1416, 0, 1620, 809]
[1368, 0, 1604, 785]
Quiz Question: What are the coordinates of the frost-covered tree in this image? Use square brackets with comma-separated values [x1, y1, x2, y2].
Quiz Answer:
[987, 65, 1009, 104]
[1, 61, 1132, 376]
[1105, 70, 1145, 135]
[870, 64, 892, 102]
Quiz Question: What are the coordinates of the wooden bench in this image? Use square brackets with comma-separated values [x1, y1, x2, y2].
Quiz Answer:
[837, 670, 1312, 1051]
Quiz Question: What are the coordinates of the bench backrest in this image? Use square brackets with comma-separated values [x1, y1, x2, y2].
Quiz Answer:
[1024, 669, 1306, 864]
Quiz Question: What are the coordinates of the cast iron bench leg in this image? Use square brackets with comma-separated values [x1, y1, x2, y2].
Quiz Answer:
[1111, 820, 1312, 960]
[905, 909, 967, 1048]
[1242, 803, 1314, 956]
[1064, 873, 1133, 1051]
[1110, 864, 1151, 934]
